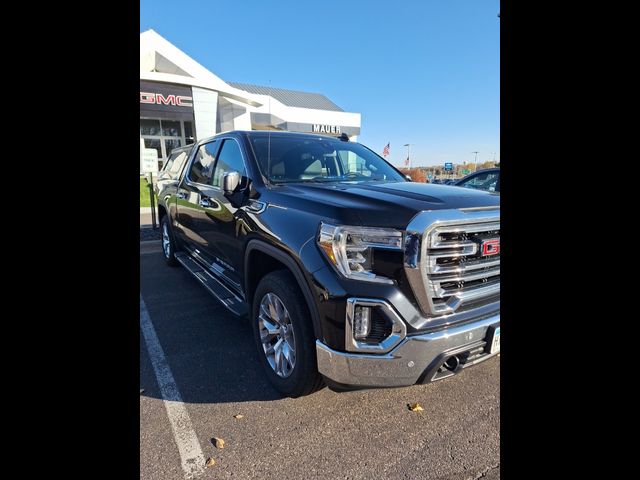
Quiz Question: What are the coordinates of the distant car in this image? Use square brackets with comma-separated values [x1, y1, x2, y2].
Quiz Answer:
[454, 168, 500, 193]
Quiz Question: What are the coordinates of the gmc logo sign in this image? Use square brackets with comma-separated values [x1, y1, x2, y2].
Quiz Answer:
[140, 92, 193, 107]
[481, 239, 500, 256]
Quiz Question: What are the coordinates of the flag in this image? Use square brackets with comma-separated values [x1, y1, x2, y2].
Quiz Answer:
[404, 156, 410, 167]
[382, 142, 390, 158]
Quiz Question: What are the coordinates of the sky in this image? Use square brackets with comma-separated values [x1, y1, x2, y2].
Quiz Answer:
[141, 0, 500, 168]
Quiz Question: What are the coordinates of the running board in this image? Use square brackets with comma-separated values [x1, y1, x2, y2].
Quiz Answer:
[175, 252, 248, 317]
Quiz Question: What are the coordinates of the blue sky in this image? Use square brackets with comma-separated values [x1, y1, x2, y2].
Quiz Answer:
[141, 0, 500, 167]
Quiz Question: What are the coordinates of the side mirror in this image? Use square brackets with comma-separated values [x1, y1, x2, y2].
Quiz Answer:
[405, 174, 412, 182]
[223, 171, 241, 195]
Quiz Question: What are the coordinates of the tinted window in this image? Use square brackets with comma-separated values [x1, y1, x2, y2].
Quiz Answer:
[212, 139, 247, 187]
[188, 141, 218, 184]
[458, 171, 499, 192]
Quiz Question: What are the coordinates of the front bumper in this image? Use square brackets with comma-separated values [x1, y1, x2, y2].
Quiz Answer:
[316, 313, 500, 388]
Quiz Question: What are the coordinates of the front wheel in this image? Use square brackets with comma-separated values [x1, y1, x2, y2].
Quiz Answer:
[252, 270, 324, 397]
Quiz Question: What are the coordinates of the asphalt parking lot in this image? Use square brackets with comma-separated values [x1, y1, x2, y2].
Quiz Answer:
[140, 240, 500, 480]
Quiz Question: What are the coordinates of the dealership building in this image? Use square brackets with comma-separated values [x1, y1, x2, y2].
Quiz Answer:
[140, 30, 361, 169]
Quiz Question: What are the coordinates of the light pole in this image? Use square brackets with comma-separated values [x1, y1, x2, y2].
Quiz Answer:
[403, 144, 413, 169]
[491, 152, 497, 165]
[472, 151, 479, 171]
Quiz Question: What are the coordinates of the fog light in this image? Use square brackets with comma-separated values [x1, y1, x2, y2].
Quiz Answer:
[353, 306, 371, 339]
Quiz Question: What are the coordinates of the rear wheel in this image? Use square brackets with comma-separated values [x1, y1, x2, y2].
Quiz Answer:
[160, 215, 179, 266]
[252, 270, 323, 397]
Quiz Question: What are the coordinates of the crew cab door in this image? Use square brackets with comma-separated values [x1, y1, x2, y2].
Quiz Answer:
[196, 137, 249, 288]
[174, 139, 220, 265]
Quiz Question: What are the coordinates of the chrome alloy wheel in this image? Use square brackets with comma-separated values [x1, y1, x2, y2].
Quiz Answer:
[162, 222, 171, 258]
[258, 293, 297, 378]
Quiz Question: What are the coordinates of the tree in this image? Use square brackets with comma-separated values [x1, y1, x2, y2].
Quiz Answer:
[479, 161, 495, 170]
[399, 168, 427, 183]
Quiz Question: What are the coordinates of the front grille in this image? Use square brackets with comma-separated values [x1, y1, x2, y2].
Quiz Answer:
[426, 223, 500, 315]
[404, 208, 500, 318]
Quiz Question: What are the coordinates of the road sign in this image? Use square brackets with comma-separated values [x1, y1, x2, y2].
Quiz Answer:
[141, 148, 159, 173]
[427, 173, 433, 180]
[444, 162, 453, 171]
[461, 169, 470, 175]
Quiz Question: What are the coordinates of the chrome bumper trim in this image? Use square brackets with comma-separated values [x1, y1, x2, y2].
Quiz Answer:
[316, 313, 500, 387]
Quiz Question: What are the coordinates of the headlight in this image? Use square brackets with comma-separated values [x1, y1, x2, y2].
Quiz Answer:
[318, 223, 403, 284]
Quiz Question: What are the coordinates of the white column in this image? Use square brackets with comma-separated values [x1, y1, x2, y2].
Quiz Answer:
[234, 109, 252, 130]
[192, 87, 218, 140]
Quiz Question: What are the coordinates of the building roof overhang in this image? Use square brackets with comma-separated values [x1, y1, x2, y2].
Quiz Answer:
[140, 29, 262, 107]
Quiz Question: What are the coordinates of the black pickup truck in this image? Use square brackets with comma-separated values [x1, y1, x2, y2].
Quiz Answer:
[155, 131, 500, 397]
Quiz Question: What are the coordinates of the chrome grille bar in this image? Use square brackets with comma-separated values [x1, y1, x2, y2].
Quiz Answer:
[430, 257, 500, 274]
[430, 267, 500, 285]
[404, 208, 500, 317]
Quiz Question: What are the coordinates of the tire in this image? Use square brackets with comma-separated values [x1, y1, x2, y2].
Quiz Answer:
[160, 215, 179, 267]
[252, 270, 324, 397]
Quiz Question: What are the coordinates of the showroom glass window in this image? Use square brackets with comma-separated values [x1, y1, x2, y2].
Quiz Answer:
[139, 118, 195, 164]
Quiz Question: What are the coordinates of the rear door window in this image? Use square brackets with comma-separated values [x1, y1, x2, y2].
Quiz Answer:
[163, 151, 188, 178]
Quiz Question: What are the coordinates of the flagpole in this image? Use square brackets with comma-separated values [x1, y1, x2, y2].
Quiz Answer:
[404, 143, 413, 170]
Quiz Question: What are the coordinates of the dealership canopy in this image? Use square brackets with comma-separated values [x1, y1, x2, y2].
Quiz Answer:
[140, 30, 361, 165]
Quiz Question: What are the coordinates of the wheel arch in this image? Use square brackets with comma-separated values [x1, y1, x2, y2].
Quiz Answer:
[244, 240, 322, 340]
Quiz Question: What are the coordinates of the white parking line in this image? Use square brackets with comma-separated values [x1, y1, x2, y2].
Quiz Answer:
[140, 294, 205, 479]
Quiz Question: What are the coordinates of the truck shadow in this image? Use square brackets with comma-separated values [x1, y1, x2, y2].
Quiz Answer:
[140, 256, 313, 404]
[139, 312, 291, 404]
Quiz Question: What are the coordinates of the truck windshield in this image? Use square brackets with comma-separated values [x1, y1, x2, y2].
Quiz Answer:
[249, 135, 406, 184]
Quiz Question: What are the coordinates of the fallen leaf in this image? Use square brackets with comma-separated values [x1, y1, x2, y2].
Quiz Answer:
[205, 458, 216, 468]
[233, 415, 244, 419]
[213, 437, 225, 449]
[408, 403, 424, 412]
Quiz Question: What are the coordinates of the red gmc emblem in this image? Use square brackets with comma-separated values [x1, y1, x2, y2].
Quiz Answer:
[140, 92, 193, 107]
[481, 239, 500, 256]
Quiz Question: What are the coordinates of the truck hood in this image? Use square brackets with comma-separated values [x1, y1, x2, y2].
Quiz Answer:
[263, 181, 500, 228]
